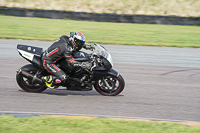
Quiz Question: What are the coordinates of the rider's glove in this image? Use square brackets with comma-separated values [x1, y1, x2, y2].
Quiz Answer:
[73, 62, 92, 70]
[80, 62, 92, 70]
[84, 44, 95, 51]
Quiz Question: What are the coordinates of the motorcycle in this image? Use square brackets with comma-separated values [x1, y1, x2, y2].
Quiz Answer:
[16, 43, 125, 96]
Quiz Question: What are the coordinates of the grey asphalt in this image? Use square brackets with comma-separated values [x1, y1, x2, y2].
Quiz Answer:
[0, 39, 200, 122]
[1, 39, 200, 67]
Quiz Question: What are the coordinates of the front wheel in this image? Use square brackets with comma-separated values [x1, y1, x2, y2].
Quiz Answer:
[94, 74, 125, 96]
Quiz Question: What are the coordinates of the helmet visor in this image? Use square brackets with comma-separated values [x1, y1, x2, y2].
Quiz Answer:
[74, 38, 85, 50]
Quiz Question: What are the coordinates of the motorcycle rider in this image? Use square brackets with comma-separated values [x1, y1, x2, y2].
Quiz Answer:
[42, 31, 94, 89]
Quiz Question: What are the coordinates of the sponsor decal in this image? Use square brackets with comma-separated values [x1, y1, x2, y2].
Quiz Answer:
[47, 64, 57, 73]
[80, 53, 85, 57]
[18, 49, 34, 61]
[24, 53, 31, 58]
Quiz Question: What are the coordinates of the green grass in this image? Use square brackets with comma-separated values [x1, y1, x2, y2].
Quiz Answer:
[0, 15, 200, 47]
[0, 115, 200, 133]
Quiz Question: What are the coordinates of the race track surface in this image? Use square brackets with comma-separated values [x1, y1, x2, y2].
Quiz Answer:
[0, 39, 200, 122]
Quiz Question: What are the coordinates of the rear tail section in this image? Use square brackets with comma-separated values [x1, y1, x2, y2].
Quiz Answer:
[17, 44, 43, 67]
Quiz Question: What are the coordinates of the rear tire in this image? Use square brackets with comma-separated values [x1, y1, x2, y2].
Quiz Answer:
[94, 74, 125, 96]
[16, 64, 47, 93]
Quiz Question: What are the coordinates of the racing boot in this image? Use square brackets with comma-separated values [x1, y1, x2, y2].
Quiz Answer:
[42, 75, 61, 89]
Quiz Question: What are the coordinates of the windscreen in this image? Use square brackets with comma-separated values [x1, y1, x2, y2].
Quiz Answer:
[93, 44, 113, 66]
[93, 44, 109, 58]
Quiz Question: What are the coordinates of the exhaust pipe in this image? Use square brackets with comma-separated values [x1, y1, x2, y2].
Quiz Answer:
[16, 69, 44, 85]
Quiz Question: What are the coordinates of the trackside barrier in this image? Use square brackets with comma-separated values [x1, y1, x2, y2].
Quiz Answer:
[0, 6, 200, 26]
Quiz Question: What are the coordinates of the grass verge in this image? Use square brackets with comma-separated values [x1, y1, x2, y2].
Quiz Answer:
[0, 115, 200, 133]
[0, 15, 200, 47]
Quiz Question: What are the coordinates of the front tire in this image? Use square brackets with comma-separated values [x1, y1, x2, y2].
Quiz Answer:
[16, 64, 47, 93]
[94, 74, 125, 96]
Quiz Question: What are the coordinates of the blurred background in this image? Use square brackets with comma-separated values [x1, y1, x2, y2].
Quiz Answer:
[1, 0, 200, 17]
[0, 1, 200, 132]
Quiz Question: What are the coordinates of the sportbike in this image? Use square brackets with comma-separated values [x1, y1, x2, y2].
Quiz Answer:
[16, 43, 125, 96]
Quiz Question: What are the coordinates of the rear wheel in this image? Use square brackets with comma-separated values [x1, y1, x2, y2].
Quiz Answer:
[94, 74, 125, 96]
[16, 64, 47, 93]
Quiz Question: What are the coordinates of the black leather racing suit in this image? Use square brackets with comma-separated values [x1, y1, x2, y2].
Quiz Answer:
[42, 35, 78, 81]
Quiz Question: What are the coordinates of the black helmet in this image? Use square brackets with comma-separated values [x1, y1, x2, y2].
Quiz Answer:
[70, 31, 86, 51]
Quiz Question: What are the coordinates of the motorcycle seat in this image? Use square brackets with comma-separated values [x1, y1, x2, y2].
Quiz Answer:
[32, 54, 43, 67]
